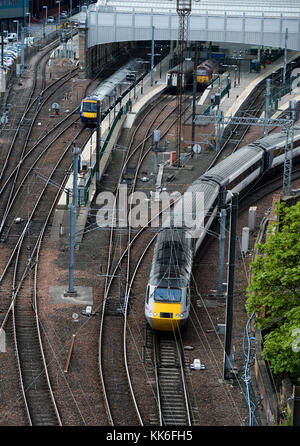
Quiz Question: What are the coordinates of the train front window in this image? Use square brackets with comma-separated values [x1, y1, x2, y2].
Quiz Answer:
[197, 69, 206, 76]
[82, 101, 97, 112]
[154, 288, 181, 303]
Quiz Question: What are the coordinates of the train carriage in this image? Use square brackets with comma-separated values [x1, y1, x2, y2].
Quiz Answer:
[196, 59, 219, 89]
[145, 123, 300, 331]
[80, 59, 144, 126]
[145, 229, 194, 331]
[166, 60, 194, 92]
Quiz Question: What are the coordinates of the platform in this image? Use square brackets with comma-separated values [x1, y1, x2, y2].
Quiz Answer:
[195, 51, 300, 126]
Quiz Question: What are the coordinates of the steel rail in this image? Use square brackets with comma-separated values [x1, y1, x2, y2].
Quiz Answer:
[2, 127, 85, 424]
[98, 95, 175, 426]
[0, 68, 80, 236]
[0, 39, 66, 184]
[0, 112, 80, 240]
[98, 94, 197, 425]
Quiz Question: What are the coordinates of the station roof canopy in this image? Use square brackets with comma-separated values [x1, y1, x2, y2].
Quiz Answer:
[88, 1, 300, 50]
[95, 0, 300, 17]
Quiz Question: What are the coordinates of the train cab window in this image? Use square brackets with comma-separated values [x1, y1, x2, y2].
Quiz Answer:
[82, 101, 97, 112]
[146, 286, 150, 304]
[154, 288, 181, 303]
[197, 69, 206, 76]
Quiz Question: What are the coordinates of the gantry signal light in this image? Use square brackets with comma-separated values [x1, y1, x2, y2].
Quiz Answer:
[176, 0, 192, 13]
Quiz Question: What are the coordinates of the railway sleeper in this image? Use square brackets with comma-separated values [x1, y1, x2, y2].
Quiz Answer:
[158, 380, 182, 387]
[158, 366, 181, 372]
[158, 372, 181, 385]
[160, 379, 182, 386]
[163, 417, 187, 425]
[162, 410, 187, 416]
[160, 393, 185, 401]
[160, 392, 185, 398]
[161, 409, 187, 415]
[159, 360, 179, 367]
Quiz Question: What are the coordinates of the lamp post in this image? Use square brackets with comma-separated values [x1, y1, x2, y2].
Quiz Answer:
[26, 12, 31, 36]
[13, 20, 19, 41]
[151, 25, 155, 86]
[56, 1, 61, 26]
[43, 5, 48, 24]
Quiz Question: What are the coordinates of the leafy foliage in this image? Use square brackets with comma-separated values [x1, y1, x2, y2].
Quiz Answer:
[246, 201, 300, 381]
[262, 307, 300, 381]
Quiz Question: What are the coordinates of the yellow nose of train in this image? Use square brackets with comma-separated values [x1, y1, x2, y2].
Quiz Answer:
[151, 302, 182, 331]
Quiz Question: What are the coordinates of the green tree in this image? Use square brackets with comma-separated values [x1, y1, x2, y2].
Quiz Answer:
[246, 201, 300, 380]
[262, 307, 300, 381]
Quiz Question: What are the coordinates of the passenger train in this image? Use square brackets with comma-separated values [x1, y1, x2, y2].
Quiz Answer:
[145, 124, 300, 331]
[80, 59, 145, 126]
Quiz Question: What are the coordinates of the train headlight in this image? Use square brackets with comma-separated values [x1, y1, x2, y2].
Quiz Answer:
[153, 312, 157, 317]
[181, 313, 185, 318]
[175, 314, 180, 318]
[149, 311, 153, 316]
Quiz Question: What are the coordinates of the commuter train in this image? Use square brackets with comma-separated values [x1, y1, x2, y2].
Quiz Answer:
[196, 59, 219, 88]
[166, 60, 194, 92]
[145, 124, 300, 331]
[80, 59, 145, 126]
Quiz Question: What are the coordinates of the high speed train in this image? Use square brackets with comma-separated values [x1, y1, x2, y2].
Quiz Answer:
[80, 59, 145, 126]
[145, 123, 300, 331]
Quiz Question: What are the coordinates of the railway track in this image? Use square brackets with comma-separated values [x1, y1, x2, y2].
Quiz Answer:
[98, 94, 176, 426]
[0, 45, 100, 423]
[98, 91, 202, 425]
[206, 66, 298, 170]
[101, 64, 300, 427]
[153, 332, 191, 426]
[1, 48, 297, 426]
[0, 47, 155, 425]
[0, 39, 68, 184]
[0, 61, 80, 240]
[0, 125, 89, 425]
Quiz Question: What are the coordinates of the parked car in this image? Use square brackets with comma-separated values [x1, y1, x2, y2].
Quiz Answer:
[60, 11, 68, 19]
[47, 16, 55, 23]
[31, 17, 40, 23]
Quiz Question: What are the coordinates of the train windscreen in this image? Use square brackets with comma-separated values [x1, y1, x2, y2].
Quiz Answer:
[82, 101, 97, 112]
[154, 288, 181, 303]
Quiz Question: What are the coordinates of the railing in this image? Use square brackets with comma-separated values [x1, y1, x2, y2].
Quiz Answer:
[271, 78, 295, 110]
[203, 83, 230, 115]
